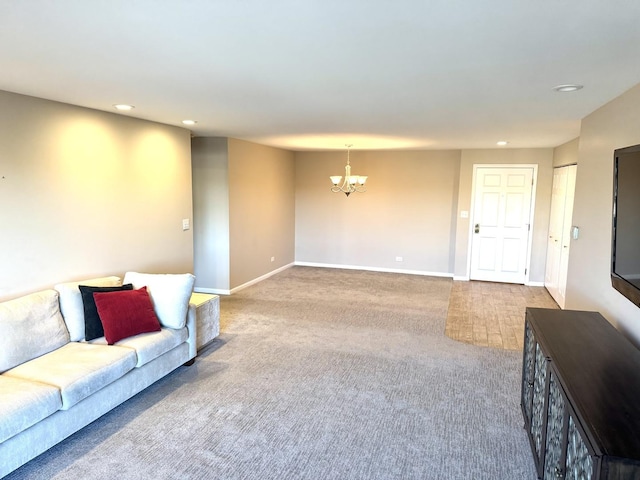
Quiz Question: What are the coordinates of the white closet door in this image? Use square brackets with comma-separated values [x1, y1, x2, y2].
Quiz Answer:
[557, 165, 577, 308]
[545, 168, 567, 302]
[544, 165, 576, 308]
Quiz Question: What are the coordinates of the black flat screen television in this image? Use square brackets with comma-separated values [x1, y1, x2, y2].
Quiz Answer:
[612, 144, 640, 307]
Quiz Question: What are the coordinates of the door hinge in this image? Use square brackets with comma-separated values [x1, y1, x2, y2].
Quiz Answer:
[525, 268, 527, 275]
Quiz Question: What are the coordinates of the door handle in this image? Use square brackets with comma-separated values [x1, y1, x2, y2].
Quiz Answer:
[474, 223, 480, 234]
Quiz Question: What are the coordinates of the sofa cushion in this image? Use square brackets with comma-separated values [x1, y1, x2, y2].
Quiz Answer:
[93, 287, 162, 345]
[55, 276, 122, 342]
[0, 290, 70, 373]
[79, 284, 134, 341]
[3, 342, 136, 410]
[90, 327, 188, 367]
[123, 272, 195, 329]
[0, 375, 63, 443]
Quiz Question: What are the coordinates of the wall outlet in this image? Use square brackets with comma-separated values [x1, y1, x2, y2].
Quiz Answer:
[395, 256, 403, 262]
[182, 218, 190, 231]
[270, 256, 275, 262]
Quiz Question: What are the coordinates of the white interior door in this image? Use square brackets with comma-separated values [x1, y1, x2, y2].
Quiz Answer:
[470, 166, 535, 284]
[545, 164, 576, 308]
[557, 166, 576, 307]
[545, 167, 567, 301]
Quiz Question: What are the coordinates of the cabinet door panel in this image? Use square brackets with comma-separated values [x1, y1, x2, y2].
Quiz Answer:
[531, 342, 549, 463]
[565, 415, 594, 480]
[521, 321, 536, 423]
[544, 371, 567, 480]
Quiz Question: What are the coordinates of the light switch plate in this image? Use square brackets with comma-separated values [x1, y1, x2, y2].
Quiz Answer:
[571, 226, 579, 240]
[182, 218, 190, 231]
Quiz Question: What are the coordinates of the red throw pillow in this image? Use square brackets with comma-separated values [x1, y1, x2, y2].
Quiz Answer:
[93, 286, 161, 345]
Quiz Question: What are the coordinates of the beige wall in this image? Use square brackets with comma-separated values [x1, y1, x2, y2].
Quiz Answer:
[553, 138, 579, 167]
[295, 150, 461, 275]
[192, 137, 230, 291]
[228, 138, 295, 289]
[453, 149, 554, 283]
[0, 90, 193, 301]
[566, 83, 640, 344]
[192, 137, 295, 293]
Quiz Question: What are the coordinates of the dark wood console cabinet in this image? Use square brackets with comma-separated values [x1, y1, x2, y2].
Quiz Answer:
[521, 308, 640, 480]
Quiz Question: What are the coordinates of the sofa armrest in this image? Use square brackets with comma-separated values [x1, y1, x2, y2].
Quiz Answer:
[186, 304, 197, 360]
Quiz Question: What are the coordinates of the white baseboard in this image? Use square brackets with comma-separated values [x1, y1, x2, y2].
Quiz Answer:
[193, 287, 231, 295]
[193, 263, 295, 296]
[195, 262, 459, 296]
[294, 262, 453, 278]
[229, 263, 295, 294]
[452, 276, 543, 286]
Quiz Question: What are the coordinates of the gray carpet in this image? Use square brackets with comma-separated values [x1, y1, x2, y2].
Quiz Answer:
[5, 267, 537, 479]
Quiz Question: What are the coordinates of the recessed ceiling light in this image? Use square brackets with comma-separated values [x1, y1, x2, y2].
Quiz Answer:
[553, 84, 583, 93]
[113, 104, 135, 111]
[497, 141, 509, 146]
[182, 120, 197, 125]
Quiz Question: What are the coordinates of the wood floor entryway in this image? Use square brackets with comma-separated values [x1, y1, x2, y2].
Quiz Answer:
[445, 280, 558, 351]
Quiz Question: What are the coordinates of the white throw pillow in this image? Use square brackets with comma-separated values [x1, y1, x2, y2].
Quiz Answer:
[54, 276, 121, 342]
[123, 272, 195, 329]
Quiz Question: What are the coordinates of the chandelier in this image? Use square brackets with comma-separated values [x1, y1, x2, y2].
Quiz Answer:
[329, 144, 367, 196]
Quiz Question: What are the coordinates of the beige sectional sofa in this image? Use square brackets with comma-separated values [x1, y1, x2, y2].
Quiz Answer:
[0, 273, 196, 478]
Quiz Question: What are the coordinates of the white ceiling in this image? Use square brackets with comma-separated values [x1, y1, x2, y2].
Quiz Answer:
[2, 1, 640, 151]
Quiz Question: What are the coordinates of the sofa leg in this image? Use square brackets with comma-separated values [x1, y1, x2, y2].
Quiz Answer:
[184, 358, 196, 366]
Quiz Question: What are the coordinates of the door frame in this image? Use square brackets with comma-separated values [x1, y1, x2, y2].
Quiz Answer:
[465, 163, 538, 284]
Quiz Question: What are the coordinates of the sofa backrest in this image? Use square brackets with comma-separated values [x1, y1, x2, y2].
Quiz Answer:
[54, 276, 121, 341]
[0, 289, 70, 372]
